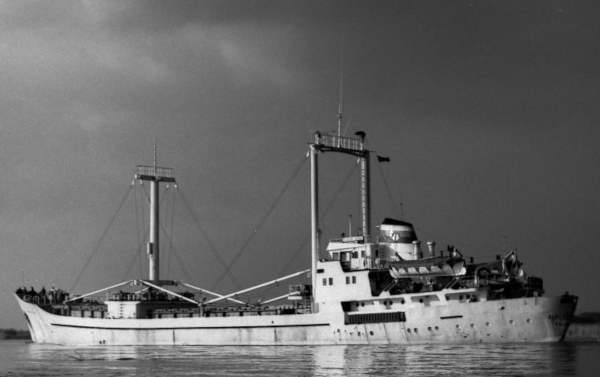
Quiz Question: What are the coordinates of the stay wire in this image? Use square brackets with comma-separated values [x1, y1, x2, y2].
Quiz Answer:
[210, 156, 308, 291]
[70, 183, 134, 293]
[373, 151, 403, 219]
[262, 161, 359, 296]
[159, 219, 195, 285]
[176, 186, 242, 290]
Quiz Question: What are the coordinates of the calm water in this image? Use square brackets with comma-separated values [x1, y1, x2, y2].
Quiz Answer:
[0, 340, 598, 376]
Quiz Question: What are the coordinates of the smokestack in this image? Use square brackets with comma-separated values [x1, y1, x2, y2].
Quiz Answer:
[412, 240, 422, 259]
[427, 241, 436, 257]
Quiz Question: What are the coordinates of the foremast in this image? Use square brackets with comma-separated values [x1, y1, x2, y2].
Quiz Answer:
[135, 156, 175, 283]
[309, 131, 371, 310]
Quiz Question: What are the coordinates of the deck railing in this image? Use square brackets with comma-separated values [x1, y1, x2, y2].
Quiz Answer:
[315, 133, 365, 151]
[136, 165, 174, 179]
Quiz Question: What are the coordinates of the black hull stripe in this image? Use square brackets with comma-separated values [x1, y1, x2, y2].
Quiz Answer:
[440, 315, 463, 320]
[51, 323, 330, 331]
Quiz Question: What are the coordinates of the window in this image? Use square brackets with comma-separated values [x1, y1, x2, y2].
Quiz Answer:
[322, 278, 327, 286]
[352, 276, 357, 284]
[333, 253, 340, 261]
[352, 251, 358, 258]
[346, 277, 350, 284]
[329, 278, 333, 285]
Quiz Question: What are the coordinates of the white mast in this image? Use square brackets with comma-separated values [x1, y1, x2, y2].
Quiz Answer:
[135, 142, 175, 284]
[357, 133, 371, 241]
[309, 141, 319, 309]
[309, 130, 371, 300]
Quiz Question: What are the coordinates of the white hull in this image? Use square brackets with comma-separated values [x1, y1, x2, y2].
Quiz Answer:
[17, 293, 575, 346]
[14, 132, 578, 346]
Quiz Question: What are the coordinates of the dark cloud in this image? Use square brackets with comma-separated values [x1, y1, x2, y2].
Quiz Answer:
[2, 0, 600, 331]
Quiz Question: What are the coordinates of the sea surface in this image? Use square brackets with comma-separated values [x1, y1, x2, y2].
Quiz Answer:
[0, 340, 598, 376]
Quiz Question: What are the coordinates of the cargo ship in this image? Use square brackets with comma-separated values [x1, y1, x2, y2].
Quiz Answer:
[15, 131, 578, 345]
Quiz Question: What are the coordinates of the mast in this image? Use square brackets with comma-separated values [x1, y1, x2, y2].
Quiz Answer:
[309, 129, 371, 269]
[135, 145, 175, 284]
[309, 142, 319, 303]
[358, 133, 371, 241]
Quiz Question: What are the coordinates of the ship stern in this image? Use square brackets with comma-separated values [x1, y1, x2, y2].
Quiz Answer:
[555, 293, 579, 341]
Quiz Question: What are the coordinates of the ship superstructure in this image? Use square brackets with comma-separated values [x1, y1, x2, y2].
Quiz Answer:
[15, 131, 577, 345]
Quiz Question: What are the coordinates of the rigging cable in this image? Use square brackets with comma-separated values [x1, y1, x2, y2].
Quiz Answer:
[159, 219, 195, 284]
[70, 183, 134, 293]
[210, 156, 308, 291]
[373, 151, 404, 219]
[176, 186, 243, 290]
[211, 156, 308, 289]
[262, 161, 359, 297]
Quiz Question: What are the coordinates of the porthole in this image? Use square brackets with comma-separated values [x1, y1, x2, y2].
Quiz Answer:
[456, 325, 461, 329]
[414, 328, 418, 333]
[470, 324, 475, 328]
[486, 322, 490, 327]
[466, 294, 471, 299]
[509, 320, 514, 325]
[401, 299, 405, 305]
[419, 298, 424, 303]
[459, 295, 463, 300]
[428, 327, 432, 331]
[435, 326, 439, 330]
[407, 328, 411, 333]
[445, 295, 449, 300]
[369, 331, 374, 336]
[361, 303, 365, 307]
[527, 319, 532, 324]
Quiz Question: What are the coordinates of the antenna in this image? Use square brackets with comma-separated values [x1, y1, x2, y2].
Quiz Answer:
[153, 137, 157, 175]
[348, 214, 352, 237]
[337, 37, 344, 139]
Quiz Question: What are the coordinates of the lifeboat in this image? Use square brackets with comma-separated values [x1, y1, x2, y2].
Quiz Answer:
[389, 255, 466, 278]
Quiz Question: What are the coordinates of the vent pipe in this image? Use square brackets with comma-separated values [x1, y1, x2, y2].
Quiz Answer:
[427, 241, 436, 257]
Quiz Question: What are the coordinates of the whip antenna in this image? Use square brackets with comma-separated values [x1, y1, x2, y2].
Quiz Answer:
[337, 38, 344, 139]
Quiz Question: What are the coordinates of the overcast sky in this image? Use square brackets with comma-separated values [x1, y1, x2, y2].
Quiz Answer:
[1, 0, 599, 330]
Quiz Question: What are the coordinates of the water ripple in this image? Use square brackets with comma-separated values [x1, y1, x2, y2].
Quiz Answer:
[0, 340, 597, 377]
